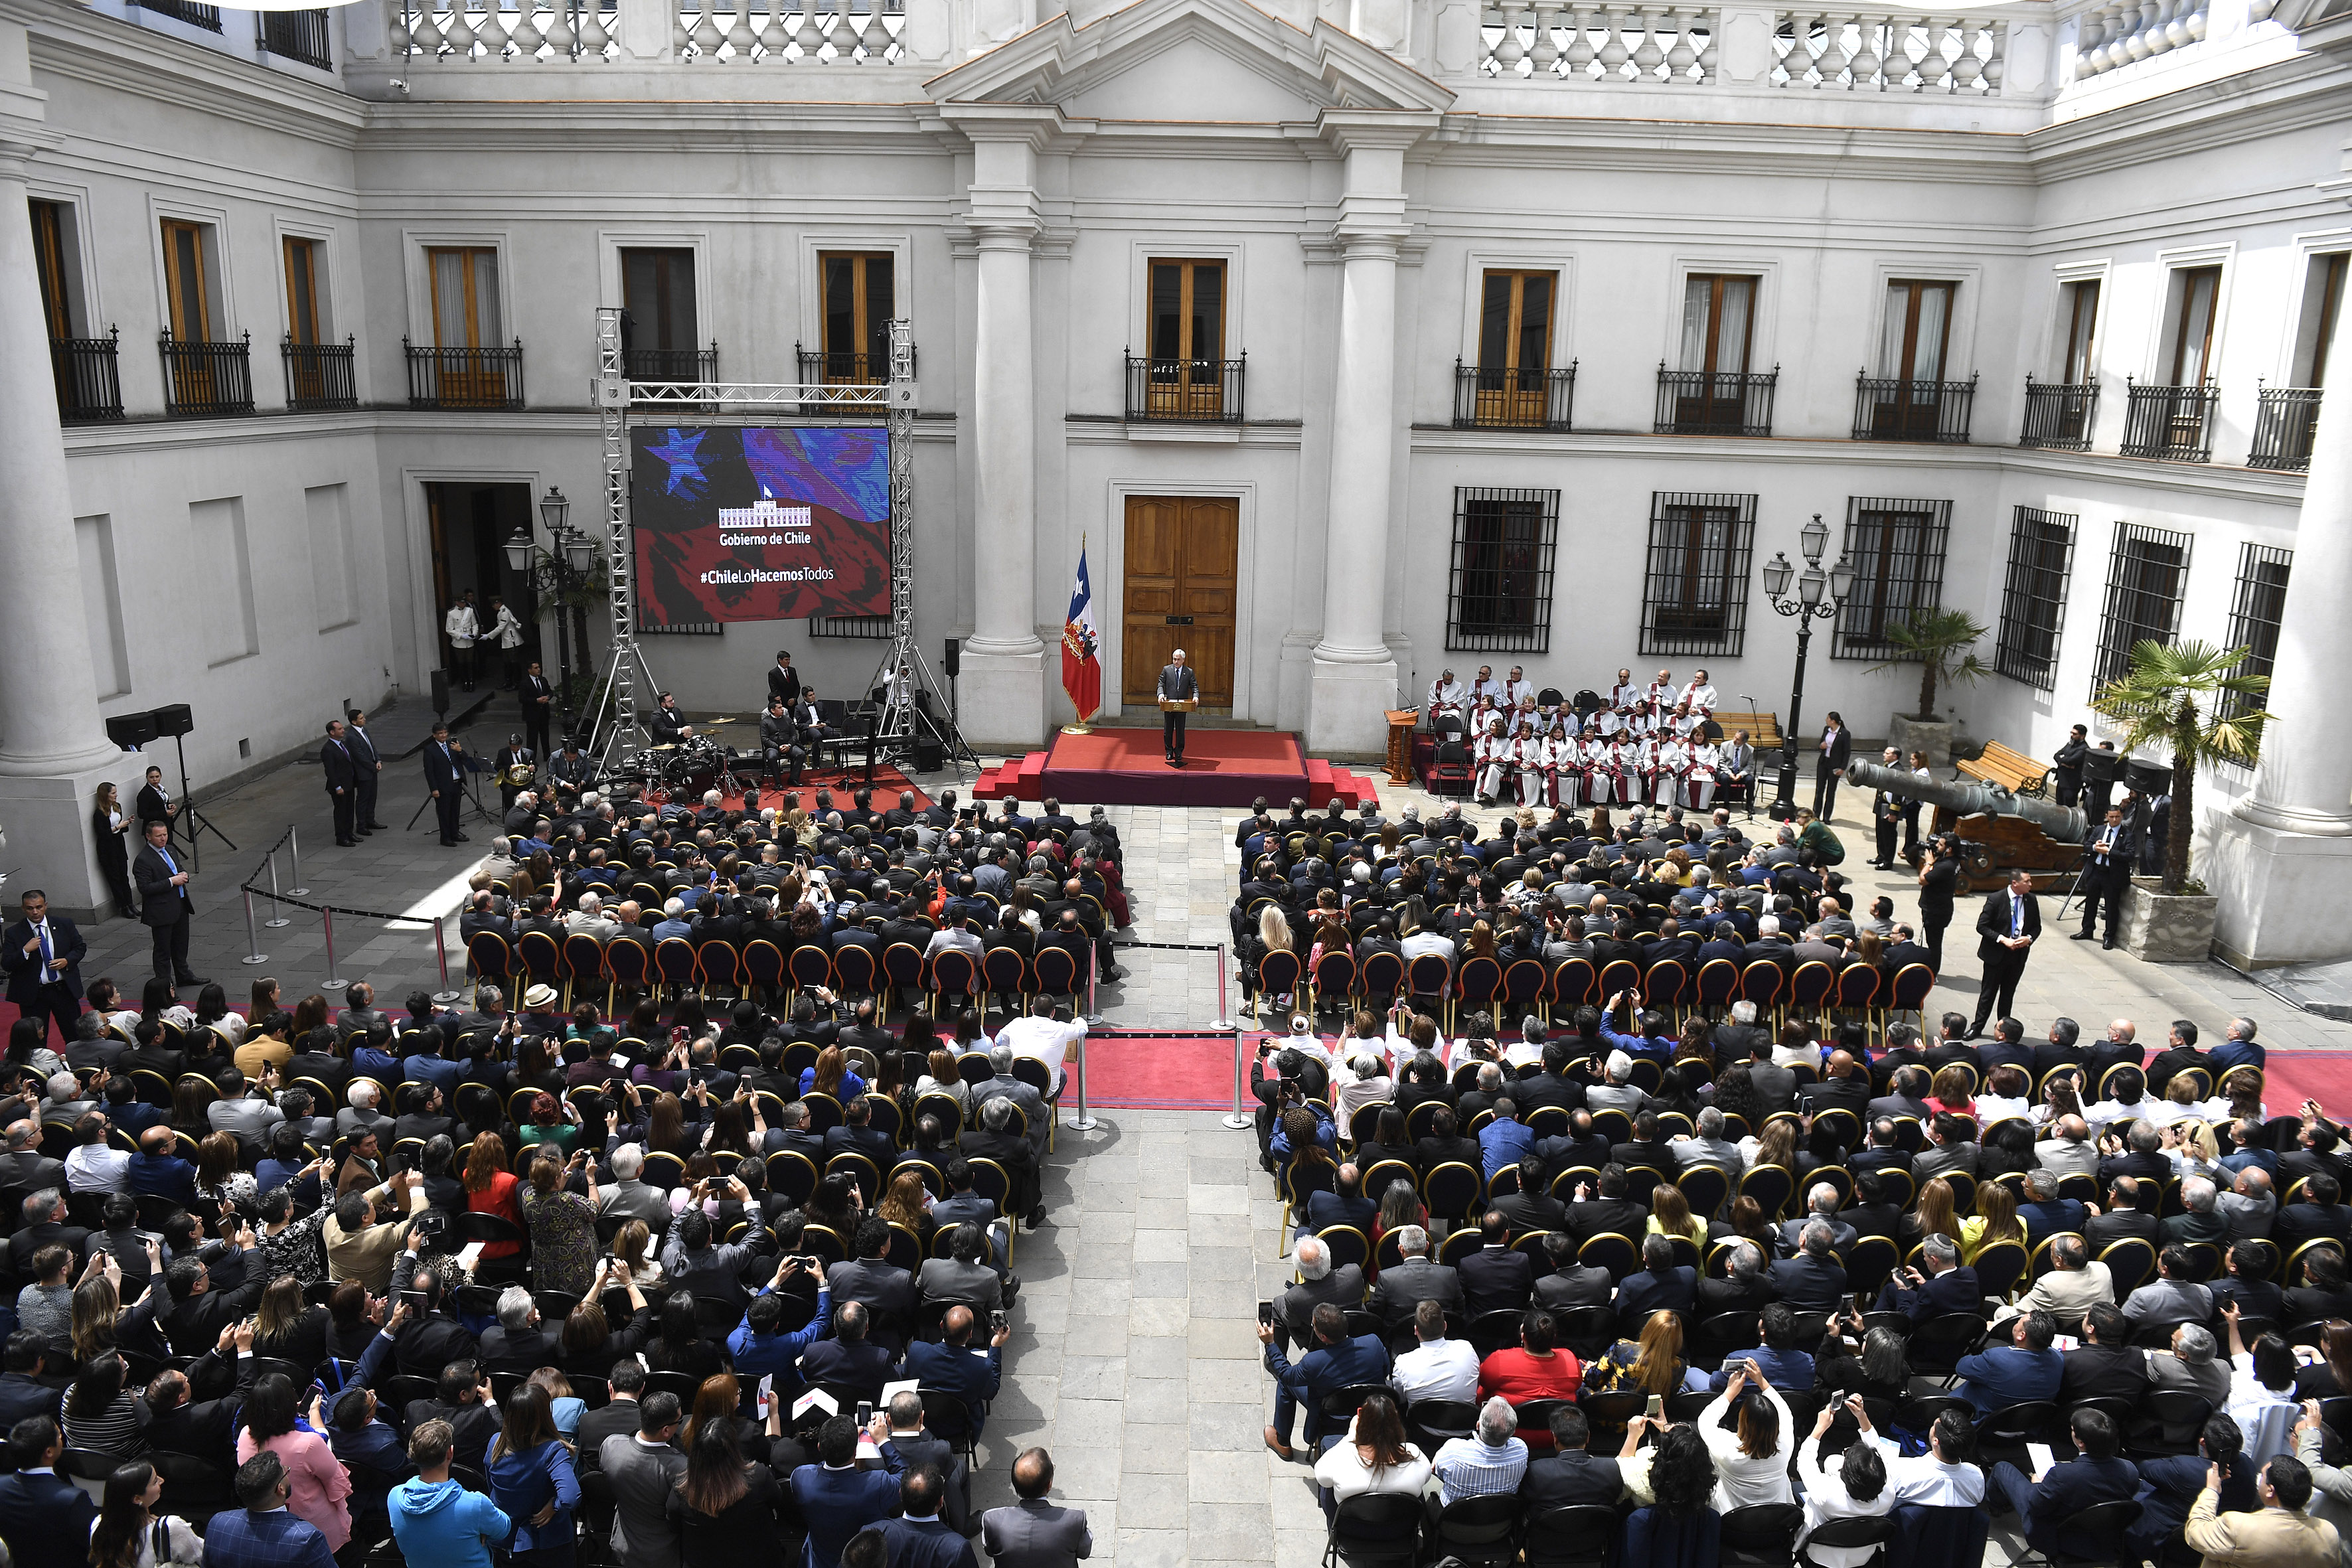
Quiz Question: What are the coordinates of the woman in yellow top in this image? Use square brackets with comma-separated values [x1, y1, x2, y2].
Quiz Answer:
[1646, 1184, 1708, 1250]
[1958, 1179, 2025, 1264]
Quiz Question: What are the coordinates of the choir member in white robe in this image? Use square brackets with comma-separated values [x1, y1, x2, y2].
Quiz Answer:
[1688, 739, 1722, 810]
[1681, 670, 1719, 714]
[1475, 719, 1516, 805]
[1428, 670, 1466, 718]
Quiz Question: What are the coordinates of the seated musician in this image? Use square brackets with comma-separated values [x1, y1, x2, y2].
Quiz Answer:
[760, 696, 806, 787]
[648, 692, 693, 744]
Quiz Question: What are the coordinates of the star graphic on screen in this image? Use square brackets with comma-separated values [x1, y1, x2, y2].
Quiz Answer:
[645, 428, 709, 500]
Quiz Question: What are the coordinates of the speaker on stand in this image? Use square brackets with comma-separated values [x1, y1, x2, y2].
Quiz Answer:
[431, 668, 451, 720]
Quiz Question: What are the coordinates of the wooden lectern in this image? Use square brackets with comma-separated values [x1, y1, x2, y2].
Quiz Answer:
[1158, 698, 1198, 712]
[1383, 710, 1418, 785]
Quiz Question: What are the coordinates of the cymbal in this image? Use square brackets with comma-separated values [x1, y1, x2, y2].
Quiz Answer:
[646, 744, 682, 751]
[702, 717, 736, 725]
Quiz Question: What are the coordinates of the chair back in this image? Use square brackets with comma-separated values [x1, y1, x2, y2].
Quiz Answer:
[1972, 1239, 2027, 1301]
[1313, 951, 1356, 1002]
[2098, 1237, 2157, 1294]
[1676, 1164, 1731, 1220]
[1329, 1492, 1423, 1568]
[562, 933, 607, 988]
[1431, 1494, 1521, 1565]
[1318, 1225, 1371, 1275]
[1552, 958, 1597, 1010]
[1360, 950, 1405, 1001]
[765, 1149, 819, 1206]
[882, 943, 927, 988]
[1787, 961, 1835, 1011]
[1739, 961, 1783, 1008]
[696, 941, 743, 992]
[1032, 946, 1079, 998]
[1889, 963, 1936, 1010]
[1577, 1231, 1639, 1281]
[1843, 1234, 1901, 1296]
[1502, 958, 1548, 1009]
[1644, 961, 1688, 1013]
[1693, 958, 1741, 1009]
[803, 1091, 844, 1133]
[831, 944, 878, 995]
[982, 947, 1028, 996]
[1360, 1160, 1416, 1205]
[933, 949, 979, 999]
[1456, 956, 1502, 1010]
[1597, 959, 1642, 1000]
[653, 937, 697, 986]
[467, 931, 513, 980]
[1719, 1502, 1804, 1563]
[1423, 1162, 1483, 1224]
[1735, 1164, 1792, 1221]
[1406, 953, 1452, 998]
[1835, 964, 1881, 1013]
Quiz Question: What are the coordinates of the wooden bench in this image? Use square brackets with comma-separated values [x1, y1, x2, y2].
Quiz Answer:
[1957, 740, 2048, 794]
[1709, 710, 1782, 751]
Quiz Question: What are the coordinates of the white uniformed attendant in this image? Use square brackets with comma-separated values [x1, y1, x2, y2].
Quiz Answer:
[1475, 719, 1515, 805]
[1609, 668, 1642, 708]
[1500, 666, 1535, 709]
[1507, 696, 1541, 738]
[1468, 665, 1503, 705]
[1428, 670, 1466, 717]
[1655, 736, 1690, 808]
[1645, 668, 1678, 711]
[1689, 739, 1723, 810]
[1682, 669, 1719, 714]
[1512, 730, 1549, 806]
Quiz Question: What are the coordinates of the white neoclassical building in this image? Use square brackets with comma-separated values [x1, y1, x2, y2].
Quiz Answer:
[1, 0, 2349, 965]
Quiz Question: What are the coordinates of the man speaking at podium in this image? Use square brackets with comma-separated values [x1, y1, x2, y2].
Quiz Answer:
[1158, 649, 1198, 767]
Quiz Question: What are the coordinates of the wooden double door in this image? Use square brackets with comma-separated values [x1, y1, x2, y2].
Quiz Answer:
[1121, 495, 1237, 710]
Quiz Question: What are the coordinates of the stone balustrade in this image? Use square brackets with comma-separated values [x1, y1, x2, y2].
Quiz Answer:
[1771, 12, 2006, 92]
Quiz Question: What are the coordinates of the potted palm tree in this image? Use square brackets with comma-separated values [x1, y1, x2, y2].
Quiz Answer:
[2089, 639, 2273, 961]
[1865, 609, 1992, 767]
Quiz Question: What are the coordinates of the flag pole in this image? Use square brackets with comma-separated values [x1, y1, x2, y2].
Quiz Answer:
[1061, 531, 1095, 735]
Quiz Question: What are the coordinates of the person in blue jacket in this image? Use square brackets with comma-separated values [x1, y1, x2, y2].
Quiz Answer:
[485, 1383, 579, 1568]
[389, 1420, 512, 1568]
[726, 1255, 832, 1402]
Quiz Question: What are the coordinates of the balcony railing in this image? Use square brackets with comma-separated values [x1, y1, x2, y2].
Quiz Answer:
[2248, 384, 2321, 471]
[257, 9, 332, 66]
[1452, 360, 1577, 431]
[2120, 379, 2219, 463]
[404, 339, 525, 410]
[159, 331, 255, 417]
[2019, 376, 2099, 450]
[1654, 364, 1776, 437]
[793, 346, 915, 386]
[1125, 353, 1246, 424]
[1852, 373, 1977, 443]
[627, 345, 720, 384]
[131, 0, 222, 29]
[51, 329, 124, 424]
[283, 335, 358, 411]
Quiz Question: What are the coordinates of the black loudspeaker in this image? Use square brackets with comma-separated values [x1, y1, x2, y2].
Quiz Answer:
[2124, 759, 2173, 795]
[2080, 747, 2123, 785]
[149, 703, 193, 738]
[915, 738, 944, 772]
[431, 670, 451, 715]
[104, 712, 158, 751]
[943, 638, 961, 678]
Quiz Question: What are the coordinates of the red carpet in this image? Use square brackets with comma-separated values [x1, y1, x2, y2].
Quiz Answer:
[973, 728, 1380, 809]
[1075, 1032, 1265, 1109]
[2251, 1052, 2352, 1116]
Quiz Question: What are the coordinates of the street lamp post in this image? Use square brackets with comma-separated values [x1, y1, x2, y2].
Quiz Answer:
[1759, 513, 1856, 821]
[503, 486, 600, 744]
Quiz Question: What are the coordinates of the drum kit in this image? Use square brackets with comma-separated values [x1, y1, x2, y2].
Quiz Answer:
[645, 717, 734, 796]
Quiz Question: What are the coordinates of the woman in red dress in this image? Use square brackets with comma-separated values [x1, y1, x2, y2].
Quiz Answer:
[464, 1130, 525, 1265]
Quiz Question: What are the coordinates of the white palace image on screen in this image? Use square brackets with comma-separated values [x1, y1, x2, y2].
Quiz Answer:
[718, 497, 815, 537]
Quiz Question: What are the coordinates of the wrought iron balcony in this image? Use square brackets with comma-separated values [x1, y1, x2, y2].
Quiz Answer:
[625, 345, 720, 384]
[2120, 379, 2218, 462]
[404, 338, 525, 410]
[1654, 364, 1776, 437]
[1852, 373, 1976, 443]
[257, 9, 332, 66]
[2019, 376, 2099, 450]
[51, 329, 124, 424]
[1125, 353, 1246, 424]
[2248, 384, 2321, 471]
[793, 346, 915, 386]
[159, 331, 255, 417]
[131, 0, 222, 29]
[283, 335, 358, 411]
[1452, 360, 1577, 431]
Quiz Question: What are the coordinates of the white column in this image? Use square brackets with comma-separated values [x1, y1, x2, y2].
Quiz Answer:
[1307, 116, 1429, 757]
[0, 30, 136, 919]
[2209, 268, 2352, 966]
[945, 110, 1052, 748]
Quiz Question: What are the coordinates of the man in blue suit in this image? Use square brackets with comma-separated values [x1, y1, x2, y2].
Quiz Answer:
[871, 1468, 979, 1568]
[1988, 1407, 2141, 1559]
[1478, 1099, 1536, 1181]
[1613, 1235, 1697, 1322]
[0, 1416, 96, 1568]
[202, 1452, 338, 1568]
[1954, 1308, 2064, 1415]
[2017, 1170, 2088, 1249]
[1260, 1302, 1390, 1461]
[902, 1306, 1006, 1435]
[1873, 1233, 1982, 1323]
[1, 892, 86, 1051]
[790, 1413, 907, 1568]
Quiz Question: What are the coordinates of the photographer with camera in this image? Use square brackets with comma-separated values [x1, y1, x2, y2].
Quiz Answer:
[1917, 831, 1961, 972]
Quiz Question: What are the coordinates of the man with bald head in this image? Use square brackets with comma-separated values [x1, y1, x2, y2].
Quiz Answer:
[124, 1123, 196, 1204]
[0, 1123, 63, 1193]
[2035, 1115, 2101, 1182]
[1798, 1050, 1872, 1120]
[903, 1303, 1010, 1435]
[2086, 1017, 2144, 1087]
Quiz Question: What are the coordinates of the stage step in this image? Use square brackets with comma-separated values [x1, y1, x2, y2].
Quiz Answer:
[973, 751, 1049, 801]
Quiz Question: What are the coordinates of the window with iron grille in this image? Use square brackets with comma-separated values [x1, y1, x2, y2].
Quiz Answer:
[1446, 487, 1559, 654]
[2220, 542, 2291, 726]
[1640, 493, 1757, 656]
[2091, 521, 2193, 699]
[1994, 506, 2077, 690]
[1832, 499, 1952, 659]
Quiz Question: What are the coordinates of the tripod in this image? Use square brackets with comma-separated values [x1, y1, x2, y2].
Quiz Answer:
[168, 730, 234, 870]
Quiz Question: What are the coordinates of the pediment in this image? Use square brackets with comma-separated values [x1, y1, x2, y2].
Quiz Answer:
[925, 0, 1455, 120]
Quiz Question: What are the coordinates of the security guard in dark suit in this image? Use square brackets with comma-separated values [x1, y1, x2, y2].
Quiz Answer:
[1157, 649, 1198, 765]
[2073, 805, 2137, 951]
[321, 719, 360, 845]
[520, 661, 555, 759]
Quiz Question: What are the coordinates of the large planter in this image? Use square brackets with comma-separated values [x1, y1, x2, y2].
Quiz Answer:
[2120, 875, 2218, 963]
[1886, 715, 1954, 768]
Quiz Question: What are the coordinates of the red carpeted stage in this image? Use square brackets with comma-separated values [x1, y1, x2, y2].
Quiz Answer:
[972, 728, 1379, 809]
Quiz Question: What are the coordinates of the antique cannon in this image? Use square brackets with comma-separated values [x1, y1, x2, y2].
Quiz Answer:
[1845, 758, 2087, 890]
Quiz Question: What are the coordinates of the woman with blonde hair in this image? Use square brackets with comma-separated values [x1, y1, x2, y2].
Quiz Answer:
[1740, 1116, 1798, 1175]
[2167, 1117, 2224, 1180]
[194, 1131, 256, 1212]
[1583, 1310, 1688, 1405]
[611, 1218, 663, 1289]
[1899, 1176, 1961, 1253]
[915, 1048, 970, 1112]
[251, 1274, 331, 1370]
[877, 1169, 933, 1250]
[1960, 1178, 2025, 1263]
[1647, 1185, 1707, 1249]
[92, 781, 139, 923]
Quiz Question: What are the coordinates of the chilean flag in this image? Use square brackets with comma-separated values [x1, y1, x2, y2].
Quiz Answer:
[1061, 544, 1102, 722]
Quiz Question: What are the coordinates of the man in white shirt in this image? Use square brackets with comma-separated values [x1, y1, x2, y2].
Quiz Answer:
[1874, 1405, 1986, 1506]
[994, 996, 1085, 1093]
[63, 1112, 133, 1194]
[1682, 670, 1719, 714]
[1391, 1299, 1480, 1407]
[1431, 1399, 1528, 1504]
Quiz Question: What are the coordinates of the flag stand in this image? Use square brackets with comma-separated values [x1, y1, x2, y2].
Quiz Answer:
[1059, 534, 1103, 736]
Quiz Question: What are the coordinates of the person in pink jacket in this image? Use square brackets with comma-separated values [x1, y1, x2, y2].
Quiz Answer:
[233, 1373, 353, 1552]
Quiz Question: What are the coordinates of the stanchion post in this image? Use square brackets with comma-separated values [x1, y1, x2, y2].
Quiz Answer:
[285, 827, 308, 898]
[263, 851, 289, 929]
[432, 917, 461, 1006]
[1221, 1031, 1252, 1130]
[240, 888, 269, 967]
[1209, 941, 1237, 1032]
[321, 905, 347, 988]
